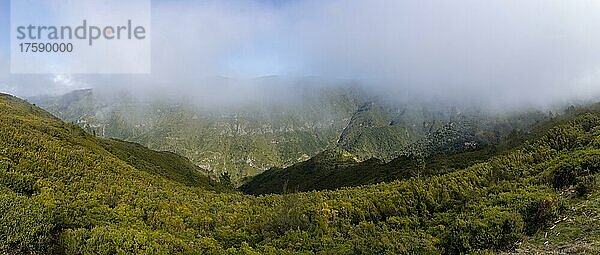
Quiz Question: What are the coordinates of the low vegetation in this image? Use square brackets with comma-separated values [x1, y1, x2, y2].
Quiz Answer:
[1, 93, 599, 254]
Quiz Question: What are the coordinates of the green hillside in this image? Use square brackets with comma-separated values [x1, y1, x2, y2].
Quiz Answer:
[336, 102, 412, 160]
[31, 88, 361, 184]
[240, 146, 501, 195]
[31, 88, 547, 185]
[4, 93, 600, 254]
[97, 138, 223, 189]
[241, 108, 586, 195]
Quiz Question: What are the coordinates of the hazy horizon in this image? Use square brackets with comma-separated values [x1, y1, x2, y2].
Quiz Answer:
[2, 0, 600, 110]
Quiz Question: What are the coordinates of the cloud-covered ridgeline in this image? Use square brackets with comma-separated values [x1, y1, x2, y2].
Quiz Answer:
[1, 0, 600, 109]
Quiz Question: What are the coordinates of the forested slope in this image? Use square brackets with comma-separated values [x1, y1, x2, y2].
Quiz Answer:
[241, 146, 501, 195]
[97, 138, 222, 189]
[241, 107, 593, 195]
[1, 93, 599, 254]
[32, 88, 547, 185]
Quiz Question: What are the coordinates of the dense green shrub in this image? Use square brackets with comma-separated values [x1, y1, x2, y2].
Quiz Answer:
[440, 208, 524, 253]
[0, 93, 599, 254]
[0, 167, 38, 196]
[0, 190, 57, 254]
[550, 150, 600, 189]
[575, 175, 597, 197]
[523, 196, 560, 235]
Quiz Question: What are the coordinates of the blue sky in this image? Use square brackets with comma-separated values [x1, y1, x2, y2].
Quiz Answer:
[1, 0, 299, 77]
[0, 0, 293, 74]
[0, 0, 9, 53]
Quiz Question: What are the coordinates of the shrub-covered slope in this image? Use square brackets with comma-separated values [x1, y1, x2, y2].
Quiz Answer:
[1, 93, 600, 254]
[32, 88, 547, 185]
[240, 146, 500, 195]
[240, 108, 590, 195]
[97, 138, 221, 189]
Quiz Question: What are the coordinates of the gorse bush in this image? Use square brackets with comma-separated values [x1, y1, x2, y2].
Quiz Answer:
[549, 150, 600, 189]
[0, 188, 57, 253]
[0, 93, 600, 254]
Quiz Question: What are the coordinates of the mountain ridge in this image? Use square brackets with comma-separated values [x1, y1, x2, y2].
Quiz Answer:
[30, 88, 550, 185]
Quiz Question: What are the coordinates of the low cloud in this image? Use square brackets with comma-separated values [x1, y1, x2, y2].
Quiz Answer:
[2, 0, 600, 109]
